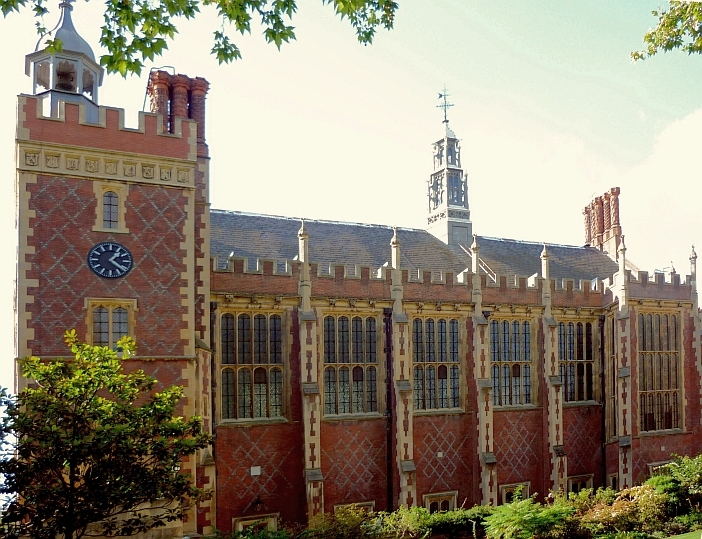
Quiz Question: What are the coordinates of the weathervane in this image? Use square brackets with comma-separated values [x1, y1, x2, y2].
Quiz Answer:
[437, 86, 453, 124]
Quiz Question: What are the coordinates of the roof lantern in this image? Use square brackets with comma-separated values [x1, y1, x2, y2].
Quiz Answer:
[24, 0, 104, 122]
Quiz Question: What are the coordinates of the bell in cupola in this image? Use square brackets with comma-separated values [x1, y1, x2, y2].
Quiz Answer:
[24, 0, 104, 122]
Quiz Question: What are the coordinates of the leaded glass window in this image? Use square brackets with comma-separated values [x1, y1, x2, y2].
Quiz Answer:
[558, 321, 595, 402]
[324, 315, 378, 415]
[490, 320, 531, 406]
[220, 312, 284, 420]
[639, 313, 680, 432]
[413, 318, 461, 410]
[91, 304, 130, 350]
[103, 191, 118, 229]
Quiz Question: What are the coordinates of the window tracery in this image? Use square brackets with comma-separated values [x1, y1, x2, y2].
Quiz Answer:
[558, 321, 594, 402]
[323, 315, 378, 415]
[490, 320, 531, 406]
[220, 313, 284, 420]
[638, 313, 680, 432]
[413, 318, 460, 410]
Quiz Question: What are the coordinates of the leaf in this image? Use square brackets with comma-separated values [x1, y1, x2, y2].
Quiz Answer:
[0, 331, 212, 539]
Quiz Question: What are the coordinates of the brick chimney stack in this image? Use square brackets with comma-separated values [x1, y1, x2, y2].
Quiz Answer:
[583, 187, 622, 260]
[147, 70, 209, 158]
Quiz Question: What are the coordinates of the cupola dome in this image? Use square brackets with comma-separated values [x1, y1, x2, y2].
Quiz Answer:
[24, 0, 104, 122]
[35, 0, 96, 61]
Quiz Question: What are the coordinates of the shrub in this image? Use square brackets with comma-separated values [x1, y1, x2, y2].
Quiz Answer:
[307, 505, 382, 539]
[644, 474, 684, 515]
[483, 494, 574, 539]
[662, 454, 702, 509]
[213, 527, 294, 539]
[673, 508, 702, 531]
[381, 506, 433, 538]
[580, 484, 668, 536]
[426, 505, 494, 538]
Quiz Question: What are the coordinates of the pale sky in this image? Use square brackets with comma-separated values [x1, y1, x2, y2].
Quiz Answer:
[0, 1, 700, 392]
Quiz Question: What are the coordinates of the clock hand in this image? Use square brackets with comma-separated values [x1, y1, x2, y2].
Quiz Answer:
[108, 252, 128, 272]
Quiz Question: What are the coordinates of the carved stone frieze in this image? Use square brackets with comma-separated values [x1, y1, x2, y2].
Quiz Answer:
[17, 143, 195, 188]
[448, 210, 470, 220]
[25, 152, 38, 166]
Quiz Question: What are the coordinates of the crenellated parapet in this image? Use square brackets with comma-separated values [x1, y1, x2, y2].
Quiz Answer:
[604, 270, 693, 303]
[17, 95, 198, 162]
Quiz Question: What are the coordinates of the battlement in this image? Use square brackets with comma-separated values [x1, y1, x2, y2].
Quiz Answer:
[17, 95, 197, 162]
[627, 270, 692, 301]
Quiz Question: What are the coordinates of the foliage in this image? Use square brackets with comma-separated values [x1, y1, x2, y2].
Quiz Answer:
[0, 0, 398, 75]
[425, 504, 494, 538]
[381, 505, 433, 538]
[661, 454, 702, 508]
[633, 1, 702, 60]
[644, 473, 685, 515]
[579, 485, 669, 537]
[213, 525, 295, 539]
[0, 330, 212, 539]
[483, 493, 574, 539]
[673, 509, 702, 531]
[307, 505, 383, 538]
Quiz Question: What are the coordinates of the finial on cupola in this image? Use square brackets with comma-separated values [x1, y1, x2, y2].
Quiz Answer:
[25, 0, 104, 121]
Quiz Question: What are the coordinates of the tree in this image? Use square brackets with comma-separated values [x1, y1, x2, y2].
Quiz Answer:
[0, 330, 212, 539]
[0, 0, 398, 75]
[633, 1, 702, 60]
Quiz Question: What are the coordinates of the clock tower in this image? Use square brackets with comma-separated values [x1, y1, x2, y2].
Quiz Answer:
[16, 4, 214, 536]
[426, 116, 472, 246]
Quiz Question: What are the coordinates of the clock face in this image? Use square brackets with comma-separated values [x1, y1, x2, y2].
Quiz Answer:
[87, 242, 133, 279]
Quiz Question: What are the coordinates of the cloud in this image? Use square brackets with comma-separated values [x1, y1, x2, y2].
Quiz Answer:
[618, 108, 702, 275]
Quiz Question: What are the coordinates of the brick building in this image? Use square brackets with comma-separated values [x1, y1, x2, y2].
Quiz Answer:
[14, 4, 702, 535]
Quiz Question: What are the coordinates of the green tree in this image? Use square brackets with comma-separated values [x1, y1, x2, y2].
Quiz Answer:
[0, 0, 398, 75]
[0, 330, 211, 539]
[633, 1, 702, 60]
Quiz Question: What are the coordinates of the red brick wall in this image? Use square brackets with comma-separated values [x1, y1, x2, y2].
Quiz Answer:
[320, 419, 388, 511]
[21, 97, 194, 160]
[627, 306, 701, 483]
[215, 423, 306, 529]
[605, 442, 619, 483]
[563, 406, 603, 485]
[25, 175, 188, 356]
[494, 409, 544, 495]
[414, 414, 476, 508]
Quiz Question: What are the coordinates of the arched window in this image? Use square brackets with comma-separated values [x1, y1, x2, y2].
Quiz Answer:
[220, 312, 285, 420]
[324, 315, 378, 415]
[639, 313, 680, 431]
[558, 320, 595, 402]
[103, 191, 119, 229]
[490, 320, 531, 406]
[413, 318, 461, 410]
[91, 304, 130, 350]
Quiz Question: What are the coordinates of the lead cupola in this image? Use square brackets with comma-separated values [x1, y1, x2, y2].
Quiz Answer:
[24, 0, 103, 122]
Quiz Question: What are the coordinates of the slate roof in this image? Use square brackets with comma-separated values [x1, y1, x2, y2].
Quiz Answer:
[210, 210, 620, 282]
[473, 237, 619, 283]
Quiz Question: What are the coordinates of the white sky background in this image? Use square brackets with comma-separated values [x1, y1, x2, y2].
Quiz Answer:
[0, 1, 700, 391]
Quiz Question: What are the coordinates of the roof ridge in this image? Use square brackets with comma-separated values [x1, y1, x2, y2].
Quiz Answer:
[477, 235, 595, 251]
[210, 208, 426, 232]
